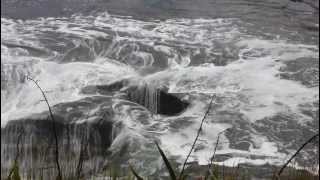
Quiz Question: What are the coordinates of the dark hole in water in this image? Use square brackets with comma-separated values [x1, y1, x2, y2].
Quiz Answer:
[158, 90, 189, 115]
[82, 80, 189, 115]
[128, 84, 189, 116]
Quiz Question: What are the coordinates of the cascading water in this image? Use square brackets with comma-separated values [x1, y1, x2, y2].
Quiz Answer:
[1, 2, 319, 178]
[127, 82, 160, 114]
[126, 82, 189, 115]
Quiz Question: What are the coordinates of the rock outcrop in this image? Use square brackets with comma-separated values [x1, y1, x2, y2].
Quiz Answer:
[1, 79, 189, 179]
[127, 84, 189, 115]
[1, 96, 116, 179]
[81, 80, 189, 115]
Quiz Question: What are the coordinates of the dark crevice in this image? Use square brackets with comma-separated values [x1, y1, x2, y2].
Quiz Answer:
[127, 84, 189, 116]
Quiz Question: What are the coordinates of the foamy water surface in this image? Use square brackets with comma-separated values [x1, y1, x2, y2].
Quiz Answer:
[1, 12, 319, 172]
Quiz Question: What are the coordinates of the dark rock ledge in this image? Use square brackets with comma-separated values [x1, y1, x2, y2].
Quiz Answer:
[1, 80, 189, 179]
[81, 79, 189, 115]
[1, 96, 116, 179]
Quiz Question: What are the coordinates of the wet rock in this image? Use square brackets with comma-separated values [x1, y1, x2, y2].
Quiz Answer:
[82, 80, 189, 116]
[127, 84, 189, 115]
[1, 96, 117, 179]
[81, 79, 130, 95]
[234, 141, 251, 151]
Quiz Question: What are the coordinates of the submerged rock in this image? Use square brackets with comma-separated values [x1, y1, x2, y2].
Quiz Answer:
[126, 83, 189, 115]
[81, 79, 130, 96]
[82, 80, 189, 115]
[1, 96, 117, 179]
[1, 78, 190, 178]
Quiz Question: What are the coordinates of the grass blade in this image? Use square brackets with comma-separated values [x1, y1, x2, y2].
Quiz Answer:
[155, 141, 177, 180]
[129, 165, 144, 180]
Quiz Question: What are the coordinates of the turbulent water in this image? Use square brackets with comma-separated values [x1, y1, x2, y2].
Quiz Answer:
[1, 0, 319, 178]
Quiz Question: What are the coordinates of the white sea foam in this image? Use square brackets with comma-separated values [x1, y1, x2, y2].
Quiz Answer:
[1, 12, 318, 169]
[1, 57, 138, 126]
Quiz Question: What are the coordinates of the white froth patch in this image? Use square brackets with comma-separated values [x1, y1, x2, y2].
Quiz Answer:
[216, 157, 281, 167]
[160, 121, 232, 165]
[157, 97, 288, 166]
[146, 38, 318, 122]
[143, 37, 318, 167]
[161, 120, 286, 166]
[155, 95, 230, 164]
[1, 59, 137, 127]
[1, 14, 318, 169]
[237, 38, 319, 61]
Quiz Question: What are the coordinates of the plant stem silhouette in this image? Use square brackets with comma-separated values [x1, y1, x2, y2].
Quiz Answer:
[7, 129, 24, 180]
[179, 94, 216, 180]
[27, 76, 62, 180]
[277, 133, 319, 177]
[205, 128, 229, 179]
